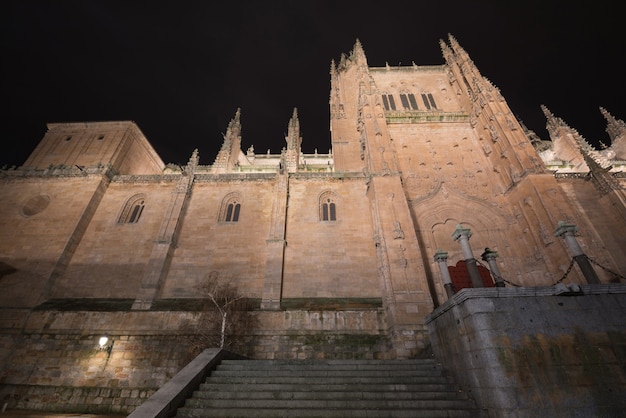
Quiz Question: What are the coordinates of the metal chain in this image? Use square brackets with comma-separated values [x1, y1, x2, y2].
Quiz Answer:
[468, 256, 624, 288]
[551, 257, 575, 286]
[475, 259, 522, 287]
[587, 257, 626, 281]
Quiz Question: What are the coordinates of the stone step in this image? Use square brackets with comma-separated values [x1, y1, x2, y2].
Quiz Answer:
[184, 398, 479, 409]
[192, 389, 470, 400]
[200, 375, 455, 385]
[175, 406, 481, 418]
[218, 358, 439, 367]
[210, 368, 445, 377]
[199, 382, 462, 393]
[174, 359, 484, 418]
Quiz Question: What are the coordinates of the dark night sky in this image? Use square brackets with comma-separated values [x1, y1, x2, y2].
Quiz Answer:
[2, 1, 624, 167]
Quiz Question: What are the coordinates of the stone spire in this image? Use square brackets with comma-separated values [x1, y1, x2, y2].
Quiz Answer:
[599, 107, 626, 160]
[441, 34, 496, 103]
[447, 34, 473, 64]
[186, 148, 199, 174]
[284, 108, 301, 172]
[286, 108, 301, 150]
[541, 105, 565, 140]
[351, 38, 366, 62]
[541, 105, 610, 170]
[337, 39, 368, 72]
[600, 107, 626, 143]
[212, 108, 242, 173]
[439, 38, 453, 63]
[222, 108, 242, 151]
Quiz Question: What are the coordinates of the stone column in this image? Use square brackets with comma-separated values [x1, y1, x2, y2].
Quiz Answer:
[434, 249, 455, 298]
[451, 224, 484, 288]
[481, 248, 505, 287]
[554, 221, 600, 284]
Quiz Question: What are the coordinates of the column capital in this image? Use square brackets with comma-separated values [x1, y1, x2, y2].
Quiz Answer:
[481, 247, 498, 261]
[554, 221, 579, 238]
[452, 224, 472, 241]
[433, 249, 449, 262]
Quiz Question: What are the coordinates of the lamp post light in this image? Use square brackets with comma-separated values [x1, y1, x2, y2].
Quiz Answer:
[98, 335, 113, 356]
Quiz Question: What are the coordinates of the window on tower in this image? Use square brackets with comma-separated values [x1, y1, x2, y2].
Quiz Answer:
[382, 94, 396, 111]
[400, 93, 419, 110]
[421, 93, 437, 110]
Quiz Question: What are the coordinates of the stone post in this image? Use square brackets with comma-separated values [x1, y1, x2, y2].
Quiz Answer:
[481, 247, 505, 287]
[554, 221, 600, 284]
[451, 224, 484, 288]
[434, 249, 455, 298]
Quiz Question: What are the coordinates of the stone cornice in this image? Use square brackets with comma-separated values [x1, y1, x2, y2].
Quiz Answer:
[385, 111, 469, 124]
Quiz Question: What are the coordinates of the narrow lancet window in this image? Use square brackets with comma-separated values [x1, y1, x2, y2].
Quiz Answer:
[220, 193, 242, 223]
[319, 192, 338, 222]
[118, 194, 146, 224]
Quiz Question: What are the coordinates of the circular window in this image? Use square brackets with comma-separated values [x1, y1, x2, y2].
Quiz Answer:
[21, 194, 51, 217]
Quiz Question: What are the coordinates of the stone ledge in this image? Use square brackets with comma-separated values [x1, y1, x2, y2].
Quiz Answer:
[425, 283, 626, 324]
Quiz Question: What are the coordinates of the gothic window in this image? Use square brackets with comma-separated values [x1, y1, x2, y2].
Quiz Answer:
[399, 93, 419, 110]
[219, 193, 242, 223]
[421, 93, 437, 110]
[118, 194, 145, 224]
[319, 192, 338, 222]
[382, 94, 396, 111]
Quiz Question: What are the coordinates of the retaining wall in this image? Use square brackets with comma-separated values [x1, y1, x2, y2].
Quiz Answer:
[425, 284, 626, 418]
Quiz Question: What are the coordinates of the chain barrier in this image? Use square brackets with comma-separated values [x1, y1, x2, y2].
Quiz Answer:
[587, 256, 626, 281]
[475, 259, 523, 287]
[476, 257, 578, 287]
[473, 256, 624, 288]
[551, 257, 575, 286]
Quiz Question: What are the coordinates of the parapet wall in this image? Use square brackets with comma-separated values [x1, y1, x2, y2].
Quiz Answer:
[425, 284, 626, 418]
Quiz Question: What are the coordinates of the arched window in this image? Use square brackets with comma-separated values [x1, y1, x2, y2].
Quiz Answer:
[219, 193, 242, 222]
[421, 93, 437, 110]
[319, 191, 338, 222]
[118, 194, 145, 224]
[399, 91, 419, 110]
[381, 93, 396, 111]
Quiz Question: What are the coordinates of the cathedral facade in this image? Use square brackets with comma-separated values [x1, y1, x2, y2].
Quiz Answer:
[1, 36, 625, 364]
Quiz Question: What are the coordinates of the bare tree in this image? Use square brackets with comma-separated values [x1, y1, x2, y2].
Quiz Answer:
[186, 272, 257, 357]
[205, 279, 244, 348]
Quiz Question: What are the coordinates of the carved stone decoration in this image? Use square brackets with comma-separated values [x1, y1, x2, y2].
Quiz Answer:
[21, 194, 51, 217]
[539, 222, 554, 246]
[488, 124, 499, 142]
[393, 221, 405, 239]
[470, 112, 478, 128]
[506, 115, 518, 130]
[482, 142, 493, 156]
[398, 244, 408, 268]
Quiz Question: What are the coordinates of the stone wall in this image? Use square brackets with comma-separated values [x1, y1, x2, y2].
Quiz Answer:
[0, 306, 390, 414]
[425, 284, 626, 418]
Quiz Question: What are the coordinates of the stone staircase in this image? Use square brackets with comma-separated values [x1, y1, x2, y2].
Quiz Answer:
[174, 358, 486, 417]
